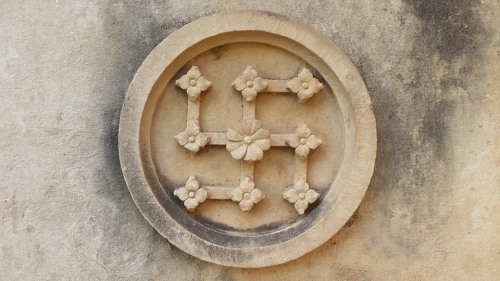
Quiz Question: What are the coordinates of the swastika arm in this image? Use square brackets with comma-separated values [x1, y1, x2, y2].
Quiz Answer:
[173, 65, 324, 214]
[233, 66, 323, 103]
[283, 124, 323, 214]
[174, 66, 212, 153]
[174, 175, 264, 212]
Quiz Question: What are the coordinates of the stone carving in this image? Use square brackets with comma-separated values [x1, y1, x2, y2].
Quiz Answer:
[120, 11, 377, 267]
[226, 118, 271, 161]
[286, 68, 324, 103]
[173, 175, 209, 211]
[173, 65, 323, 214]
[175, 66, 212, 101]
[283, 177, 320, 215]
[173, 120, 210, 153]
[286, 124, 323, 158]
[231, 177, 265, 211]
[232, 66, 268, 102]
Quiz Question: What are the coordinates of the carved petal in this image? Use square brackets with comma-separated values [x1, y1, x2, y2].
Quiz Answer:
[242, 87, 258, 102]
[294, 199, 309, 215]
[252, 77, 268, 92]
[236, 118, 263, 137]
[226, 140, 243, 152]
[298, 88, 315, 103]
[240, 177, 255, 193]
[185, 121, 201, 136]
[195, 133, 210, 147]
[196, 76, 212, 91]
[174, 131, 189, 146]
[295, 145, 310, 157]
[195, 188, 208, 203]
[253, 139, 271, 151]
[240, 118, 255, 136]
[228, 143, 248, 160]
[185, 176, 199, 191]
[308, 77, 323, 92]
[305, 189, 320, 203]
[226, 129, 244, 142]
[174, 187, 189, 201]
[295, 179, 310, 193]
[296, 124, 311, 138]
[283, 186, 300, 203]
[298, 68, 313, 82]
[184, 198, 200, 212]
[306, 135, 322, 149]
[186, 66, 201, 80]
[239, 199, 254, 211]
[286, 134, 300, 148]
[242, 66, 258, 81]
[252, 128, 270, 140]
[286, 77, 302, 93]
[231, 188, 244, 202]
[184, 142, 200, 153]
[244, 144, 263, 161]
[232, 76, 247, 91]
[250, 189, 263, 204]
[175, 75, 191, 90]
[249, 119, 263, 135]
[187, 86, 201, 101]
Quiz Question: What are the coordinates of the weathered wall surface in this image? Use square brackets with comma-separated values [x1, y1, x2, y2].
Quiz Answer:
[1, 1, 498, 280]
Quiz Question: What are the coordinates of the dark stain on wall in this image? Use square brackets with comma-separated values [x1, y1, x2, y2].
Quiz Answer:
[98, 2, 217, 196]
[360, 0, 487, 254]
[404, 0, 484, 61]
[98, 2, 222, 185]
[96, 2, 220, 273]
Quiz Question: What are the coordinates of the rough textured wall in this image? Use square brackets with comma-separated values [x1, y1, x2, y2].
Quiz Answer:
[1, 1, 498, 280]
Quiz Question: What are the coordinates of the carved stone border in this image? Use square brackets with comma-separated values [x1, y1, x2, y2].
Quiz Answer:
[119, 11, 377, 268]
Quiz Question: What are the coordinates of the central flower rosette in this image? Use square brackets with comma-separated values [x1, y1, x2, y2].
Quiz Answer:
[226, 118, 271, 161]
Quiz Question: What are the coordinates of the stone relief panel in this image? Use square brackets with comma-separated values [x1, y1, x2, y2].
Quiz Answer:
[172, 65, 323, 214]
[119, 11, 376, 268]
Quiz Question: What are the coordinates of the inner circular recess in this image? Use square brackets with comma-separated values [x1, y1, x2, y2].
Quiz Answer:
[150, 42, 344, 232]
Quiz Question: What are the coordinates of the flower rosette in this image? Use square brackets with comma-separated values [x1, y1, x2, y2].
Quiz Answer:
[232, 66, 268, 102]
[231, 177, 264, 211]
[283, 177, 319, 215]
[226, 118, 271, 161]
[175, 65, 212, 101]
[174, 175, 209, 212]
[286, 68, 323, 103]
[174, 120, 210, 153]
[286, 124, 322, 158]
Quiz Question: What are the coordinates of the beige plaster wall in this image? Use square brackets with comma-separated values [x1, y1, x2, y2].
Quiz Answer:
[1, 1, 498, 280]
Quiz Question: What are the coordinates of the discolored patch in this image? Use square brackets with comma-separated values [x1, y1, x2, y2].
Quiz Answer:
[360, 0, 490, 256]
[404, 0, 485, 61]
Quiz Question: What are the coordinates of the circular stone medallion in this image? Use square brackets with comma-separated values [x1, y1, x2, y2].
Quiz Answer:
[119, 11, 376, 268]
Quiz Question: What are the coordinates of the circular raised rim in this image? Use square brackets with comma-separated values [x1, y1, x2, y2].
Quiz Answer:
[119, 11, 376, 268]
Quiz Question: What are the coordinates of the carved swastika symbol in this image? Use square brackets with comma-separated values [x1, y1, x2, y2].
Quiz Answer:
[173, 65, 324, 214]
